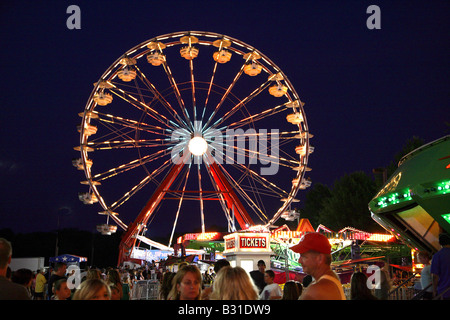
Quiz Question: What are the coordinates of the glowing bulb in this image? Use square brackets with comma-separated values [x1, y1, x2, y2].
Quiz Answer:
[188, 137, 208, 156]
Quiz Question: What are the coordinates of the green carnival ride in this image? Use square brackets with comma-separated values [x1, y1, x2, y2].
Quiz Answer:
[369, 135, 450, 254]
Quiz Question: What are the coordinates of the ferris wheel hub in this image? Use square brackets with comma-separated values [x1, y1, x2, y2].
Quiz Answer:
[188, 136, 208, 156]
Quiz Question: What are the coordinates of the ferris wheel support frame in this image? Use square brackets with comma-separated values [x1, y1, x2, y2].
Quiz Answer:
[117, 151, 255, 265]
[118, 160, 185, 265]
[206, 159, 254, 228]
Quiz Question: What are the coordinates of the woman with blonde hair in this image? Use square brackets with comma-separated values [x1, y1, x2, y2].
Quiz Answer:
[168, 265, 202, 300]
[210, 266, 259, 300]
[72, 279, 111, 300]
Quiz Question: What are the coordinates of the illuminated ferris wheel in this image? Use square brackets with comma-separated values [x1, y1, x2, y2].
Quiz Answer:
[73, 31, 313, 263]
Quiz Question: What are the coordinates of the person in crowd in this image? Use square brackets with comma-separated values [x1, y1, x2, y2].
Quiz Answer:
[302, 274, 313, 288]
[374, 262, 392, 300]
[11, 268, 34, 298]
[121, 271, 131, 300]
[109, 285, 121, 300]
[260, 269, 282, 300]
[282, 281, 302, 300]
[72, 279, 111, 300]
[128, 269, 136, 283]
[85, 268, 102, 281]
[158, 271, 175, 300]
[295, 281, 303, 296]
[34, 268, 47, 300]
[203, 269, 214, 287]
[142, 265, 149, 280]
[250, 260, 266, 294]
[31, 270, 36, 297]
[0, 238, 30, 300]
[431, 233, 450, 300]
[201, 259, 230, 300]
[47, 262, 67, 299]
[418, 251, 433, 299]
[135, 268, 144, 281]
[53, 278, 72, 300]
[100, 268, 107, 281]
[291, 232, 346, 300]
[167, 264, 202, 300]
[210, 266, 259, 300]
[350, 271, 378, 300]
[106, 269, 123, 300]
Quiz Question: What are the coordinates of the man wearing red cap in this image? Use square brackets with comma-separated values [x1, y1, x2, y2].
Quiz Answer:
[290, 232, 346, 300]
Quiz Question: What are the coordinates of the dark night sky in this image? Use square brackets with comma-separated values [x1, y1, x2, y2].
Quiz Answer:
[0, 1, 448, 239]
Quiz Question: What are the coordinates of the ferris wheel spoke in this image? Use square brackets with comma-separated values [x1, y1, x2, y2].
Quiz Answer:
[215, 162, 269, 222]
[85, 138, 174, 151]
[215, 80, 273, 128]
[202, 64, 246, 131]
[133, 65, 190, 129]
[231, 162, 289, 198]
[110, 159, 172, 211]
[161, 61, 192, 129]
[213, 137, 300, 169]
[203, 37, 231, 113]
[204, 61, 218, 111]
[211, 153, 269, 221]
[130, 73, 149, 107]
[82, 121, 145, 153]
[235, 168, 266, 214]
[217, 146, 290, 197]
[203, 50, 265, 131]
[94, 111, 171, 136]
[110, 175, 152, 211]
[91, 119, 138, 143]
[108, 87, 173, 129]
[197, 162, 206, 234]
[240, 185, 284, 198]
[92, 150, 170, 182]
[108, 80, 154, 98]
[189, 60, 197, 118]
[168, 163, 192, 248]
[227, 102, 290, 130]
[248, 167, 267, 206]
[202, 163, 237, 232]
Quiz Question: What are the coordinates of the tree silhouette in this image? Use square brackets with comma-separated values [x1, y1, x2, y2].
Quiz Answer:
[317, 171, 382, 232]
[299, 183, 332, 228]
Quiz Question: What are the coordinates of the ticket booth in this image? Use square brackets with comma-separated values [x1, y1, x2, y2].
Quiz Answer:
[223, 232, 273, 273]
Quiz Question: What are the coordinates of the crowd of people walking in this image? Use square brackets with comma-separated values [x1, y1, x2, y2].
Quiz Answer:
[1, 232, 449, 300]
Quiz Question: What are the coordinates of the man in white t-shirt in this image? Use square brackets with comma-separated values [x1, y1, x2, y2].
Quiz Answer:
[260, 269, 282, 300]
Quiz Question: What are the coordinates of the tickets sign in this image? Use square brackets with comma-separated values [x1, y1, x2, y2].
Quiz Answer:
[223, 233, 271, 253]
[240, 236, 267, 249]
